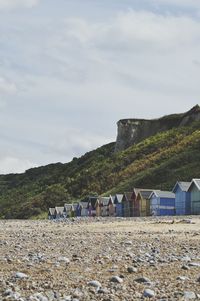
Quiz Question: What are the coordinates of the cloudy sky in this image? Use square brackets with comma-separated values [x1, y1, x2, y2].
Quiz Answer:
[0, 0, 200, 174]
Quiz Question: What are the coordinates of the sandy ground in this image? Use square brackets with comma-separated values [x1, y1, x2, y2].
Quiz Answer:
[0, 217, 200, 300]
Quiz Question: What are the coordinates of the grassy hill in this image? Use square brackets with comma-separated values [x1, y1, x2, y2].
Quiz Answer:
[0, 118, 200, 219]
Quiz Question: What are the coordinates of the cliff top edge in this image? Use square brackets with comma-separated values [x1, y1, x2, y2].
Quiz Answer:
[117, 105, 200, 124]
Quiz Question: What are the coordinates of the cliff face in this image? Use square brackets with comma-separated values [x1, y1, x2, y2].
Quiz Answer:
[115, 105, 200, 152]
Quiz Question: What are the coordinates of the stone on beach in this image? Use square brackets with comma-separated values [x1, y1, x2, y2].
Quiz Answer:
[15, 272, 28, 279]
[88, 280, 102, 288]
[0, 217, 199, 301]
[143, 289, 155, 298]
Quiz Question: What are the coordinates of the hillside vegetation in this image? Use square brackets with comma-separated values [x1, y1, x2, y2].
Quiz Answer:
[0, 119, 200, 219]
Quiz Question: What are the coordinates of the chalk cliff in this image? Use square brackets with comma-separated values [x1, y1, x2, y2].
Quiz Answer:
[115, 105, 200, 152]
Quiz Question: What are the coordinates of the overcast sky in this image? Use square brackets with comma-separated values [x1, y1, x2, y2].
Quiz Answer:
[0, 0, 200, 174]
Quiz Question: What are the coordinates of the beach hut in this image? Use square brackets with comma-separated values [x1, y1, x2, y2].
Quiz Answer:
[80, 202, 88, 217]
[63, 204, 77, 218]
[188, 179, 200, 215]
[131, 189, 140, 217]
[149, 191, 175, 216]
[136, 190, 154, 216]
[108, 195, 115, 216]
[48, 208, 56, 219]
[88, 196, 98, 217]
[172, 181, 191, 215]
[70, 204, 75, 217]
[75, 203, 82, 217]
[99, 197, 109, 217]
[95, 199, 101, 217]
[113, 194, 123, 217]
[63, 204, 71, 218]
[129, 191, 135, 217]
[122, 192, 132, 217]
[55, 206, 64, 219]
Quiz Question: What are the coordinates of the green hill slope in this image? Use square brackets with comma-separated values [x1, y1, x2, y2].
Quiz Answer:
[0, 120, 200, 219]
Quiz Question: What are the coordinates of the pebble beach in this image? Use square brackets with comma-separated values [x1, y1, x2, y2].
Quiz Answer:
[0, 217, 200, 300]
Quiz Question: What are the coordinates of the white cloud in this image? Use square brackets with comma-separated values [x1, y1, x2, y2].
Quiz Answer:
[1, 5, 200, 173]
[48, 127, 112, 157]
[151, 0, 200, 9]
[62, 11, 200, 54]
[0, 0, 39, 10]
[0, 156, 37, 174]
[0, 77, 17, 95]
[40, 11, 200, 105]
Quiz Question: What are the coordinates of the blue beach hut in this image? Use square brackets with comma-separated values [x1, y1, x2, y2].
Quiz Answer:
[172, 181, 191, 215]
[149, 191, 175, 216]
[188, 179, 200, 215]
[114, 194, 123, 217]
[75, 203, 82, 217]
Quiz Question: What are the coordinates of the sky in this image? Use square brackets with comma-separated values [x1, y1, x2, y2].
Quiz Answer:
[0, 0, 200, 174]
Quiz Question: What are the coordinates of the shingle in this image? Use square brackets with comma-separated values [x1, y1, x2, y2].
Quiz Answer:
[115, 194, 123, 203]
[123, 192, 133, 201]
[55, 206, 64, 214]
[140, 190, 154, 199]
[154, 191, 175, 199]
[64, 204, 73, 210]
[49, 208, 55, 215]
[173, 181, 191, 192]
[99, 197, 109, 206]
[193, 179, 200, 190]
[188, 179, 200, 191]
[79, 202, 88, 209]
[179, 182, 191, 191]
[88, 197, 98, 208]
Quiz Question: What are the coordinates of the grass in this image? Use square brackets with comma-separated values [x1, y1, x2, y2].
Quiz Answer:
[0, 120, 200, 219]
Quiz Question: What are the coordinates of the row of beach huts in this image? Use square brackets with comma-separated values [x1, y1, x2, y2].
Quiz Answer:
[48, 178, 200, 219]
